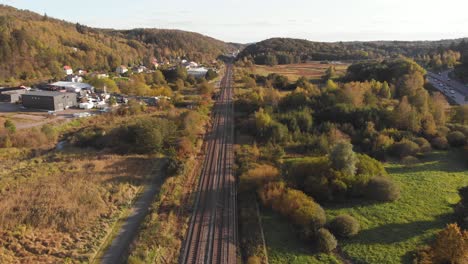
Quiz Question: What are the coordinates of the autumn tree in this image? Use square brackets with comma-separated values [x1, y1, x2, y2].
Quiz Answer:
[430, 92, 449, 126]
[431, 224, 468, 264]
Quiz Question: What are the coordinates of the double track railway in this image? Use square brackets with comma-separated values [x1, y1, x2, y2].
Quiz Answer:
[180, 64, 237, 264]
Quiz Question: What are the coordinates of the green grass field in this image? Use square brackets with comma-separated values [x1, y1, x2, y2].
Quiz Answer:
[326, 150, 468, 264]
[261, 150, 468, 264]
[261, 209, 340, 264]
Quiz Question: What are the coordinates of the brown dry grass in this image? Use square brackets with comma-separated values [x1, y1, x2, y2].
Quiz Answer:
[0, 149, 158, 263]
[253, 62, 349, 81]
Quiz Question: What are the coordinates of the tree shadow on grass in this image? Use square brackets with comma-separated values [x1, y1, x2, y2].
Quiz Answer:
[346, 212, 454, 245]
[386, 151, 466, 175]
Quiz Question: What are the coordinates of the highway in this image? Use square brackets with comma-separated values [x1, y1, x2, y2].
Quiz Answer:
[426, 70, 468, 105]
[180, 64, 237, 264]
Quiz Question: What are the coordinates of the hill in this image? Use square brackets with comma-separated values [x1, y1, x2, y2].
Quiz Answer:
[0, 5, 236, 85]
[238, 37, 468, 65]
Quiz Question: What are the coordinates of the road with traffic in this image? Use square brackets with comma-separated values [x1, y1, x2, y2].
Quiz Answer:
[180, 64, 237, 264]
[426, 70, 468, 105]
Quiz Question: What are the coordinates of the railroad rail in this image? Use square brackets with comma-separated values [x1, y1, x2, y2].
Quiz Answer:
[180, 64, 237, 264]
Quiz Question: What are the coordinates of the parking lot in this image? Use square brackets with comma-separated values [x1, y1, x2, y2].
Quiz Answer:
[0, 103, 99, 130]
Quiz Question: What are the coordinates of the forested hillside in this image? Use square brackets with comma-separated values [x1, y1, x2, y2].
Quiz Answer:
[238, 37, 467, 66]
[0, 5, 235, 85]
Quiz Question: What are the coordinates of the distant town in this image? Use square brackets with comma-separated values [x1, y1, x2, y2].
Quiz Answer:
[0, 57, 220, 115]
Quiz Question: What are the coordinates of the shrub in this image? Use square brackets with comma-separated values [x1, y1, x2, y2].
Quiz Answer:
[258, 182, 326, 233]
[4, 119, 16, 133]
[413, 137, 432, 153]
[389, 139, 419, 158]
[424, 224, 468, 264]
[446, 131, 466, 147]
[329, 214, 360, 238]
[431, 136, 449, 150]
[355, 154, 387, 182]
[365, 176, 400, 202]
[240, 164, 280, 191]
[316, 228, 338, 253]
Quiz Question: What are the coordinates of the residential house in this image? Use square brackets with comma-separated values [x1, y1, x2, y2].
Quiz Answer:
[133, 66, 147, 74]
[63, 65, 73, 75]
[65, 75, 83, 83]
[116, 65, 128, 75]
[77, 69, 88, 76]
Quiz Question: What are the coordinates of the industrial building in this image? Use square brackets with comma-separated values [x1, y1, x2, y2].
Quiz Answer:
[22, 91, 77, 111]
[0, 87, 27, 103]
[187, 67, 208, 78]
[49, 81, 94, 93]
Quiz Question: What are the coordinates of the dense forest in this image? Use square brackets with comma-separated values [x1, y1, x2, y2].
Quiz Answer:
[0, 5, 236, 85]
[238, 37, 467, 66]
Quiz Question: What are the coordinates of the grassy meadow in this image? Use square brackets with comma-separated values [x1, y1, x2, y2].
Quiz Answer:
[0, 147, 161, 263]
[261, 150, 467, 264]
[253, 62, 349, 81]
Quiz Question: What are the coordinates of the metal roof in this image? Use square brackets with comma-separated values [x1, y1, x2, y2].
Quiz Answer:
[50, 81, 93, 89]
[24, 91, 76, 97]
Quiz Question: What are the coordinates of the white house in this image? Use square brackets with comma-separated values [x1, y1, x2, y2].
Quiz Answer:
[91, 73, 109, 79]
[133, 66, 147, 74]
[77, 69, 87, 76]
[116, 65, 128, 75]
[65, 75, 83, 83]
[63, 65, 73, 75]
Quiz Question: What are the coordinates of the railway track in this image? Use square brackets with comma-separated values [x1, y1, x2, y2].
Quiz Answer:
[180, 64, 237, 264]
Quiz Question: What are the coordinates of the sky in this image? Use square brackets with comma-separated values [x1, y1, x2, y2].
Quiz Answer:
[1, 0, 468, 43]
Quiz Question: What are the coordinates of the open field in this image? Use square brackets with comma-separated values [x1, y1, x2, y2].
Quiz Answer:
[253, 62, 349, 81]
[0, 148, 160, 263]
[325, 150, 468, 264]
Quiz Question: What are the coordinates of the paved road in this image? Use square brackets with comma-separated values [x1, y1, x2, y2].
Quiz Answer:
[180, 64, 237, 264]
[427, 70, 468, 105]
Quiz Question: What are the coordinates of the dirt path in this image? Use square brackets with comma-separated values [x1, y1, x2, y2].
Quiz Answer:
[100, 161, 166, 264]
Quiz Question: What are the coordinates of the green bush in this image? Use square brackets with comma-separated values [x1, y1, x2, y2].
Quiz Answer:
[446, 131, 466, 147]
[389, 139, 419, 158]
[4, 119, 16, 133]
[316, 228, 338, 253]
[239, 163, 280, 192]
[431, 136, 449, 150]
[365, 176, 400, 202]
[286, 154, 388, 201]
[258, 182, 326, 233]
[329, 214, 360, 238]
[355, 154, 387, 182]
[413, 137, 432, 153]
